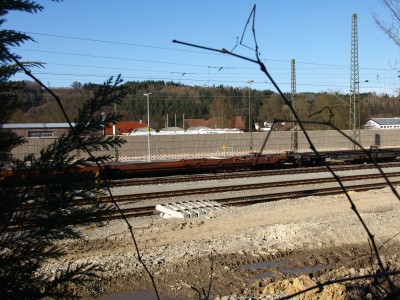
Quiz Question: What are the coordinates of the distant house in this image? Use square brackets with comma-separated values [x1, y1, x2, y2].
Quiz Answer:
[105, 121, 147, 135]
[234, 116, 245, 130]
[255, 121, 273, 131]
[2, 121, 149, 138]
[185, 116, 245, 130]
[186, 126, 242, 134]
[158, 127, 185, 135]
[1, 123, 74, 138]
[185, 119, 213, 128]
[364, 118, 400, 130]
[128, 127, 156, 135]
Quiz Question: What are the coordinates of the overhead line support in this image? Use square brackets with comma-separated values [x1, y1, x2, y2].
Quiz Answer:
[350, 13, 360, 149]
[291, 59, 298, 152]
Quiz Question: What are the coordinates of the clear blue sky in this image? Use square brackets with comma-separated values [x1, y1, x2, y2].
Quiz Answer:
[6, 0, 400, 95]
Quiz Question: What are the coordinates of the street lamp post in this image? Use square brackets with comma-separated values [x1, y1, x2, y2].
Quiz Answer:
[143, 93, 152, 162]
[247, 80, 254, 152]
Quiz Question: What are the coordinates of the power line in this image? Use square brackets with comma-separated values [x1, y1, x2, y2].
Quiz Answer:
[16, 32, 396, 73]
[16, 48, 238, 69]
[25, 31, 224, 56]
[13, 32, 398, 94]
[16, 48, 398, 79]
[35, 63, 400, 83]
[12, 44, 398, 94]
[15, 71, 396, 90]
[36, 62, 394, 78]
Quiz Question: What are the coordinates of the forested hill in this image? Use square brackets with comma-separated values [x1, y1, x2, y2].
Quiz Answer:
[10, 80, 400, 131]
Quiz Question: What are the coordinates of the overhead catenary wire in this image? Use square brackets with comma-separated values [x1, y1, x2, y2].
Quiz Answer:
[22, 31, 400, 71]
[16, 68, 395, 82]
[38, 61, 400, 74]
[11, 33, 398, 94]
[13, 63, 398, 94]
[16, 47, 397, 73]
[17, 71, 395, 91]
[24, 62, 400, 80]
[24, 31, 226, 56]
[15, 48, 236, 69]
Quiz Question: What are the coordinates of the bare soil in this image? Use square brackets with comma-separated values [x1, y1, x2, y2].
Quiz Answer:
[50, 186, 400, 299]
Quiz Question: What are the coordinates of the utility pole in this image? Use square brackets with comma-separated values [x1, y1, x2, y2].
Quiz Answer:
[350, 13, 360, 149]
[247, 80, 254, 152]
[290, 59, 298, 152]
[143, 93, 152, 162]
[113, 103, 119, 160]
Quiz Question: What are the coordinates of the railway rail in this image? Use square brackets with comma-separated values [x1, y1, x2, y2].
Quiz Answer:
[94, 171, 400, 204]
[9, 177, 397, 231]
[109, 162, 400, 187]
[96, 179, 400, 222]
[8, 167, 400, 230]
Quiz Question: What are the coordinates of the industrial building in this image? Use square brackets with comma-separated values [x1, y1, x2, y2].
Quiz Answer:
[364, 118, 400, 130]
[1, 123, 74, 138]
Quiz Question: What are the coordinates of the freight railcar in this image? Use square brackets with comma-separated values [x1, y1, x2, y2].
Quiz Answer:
[77, 147, 400, 178]
[3, 147, 400, 180]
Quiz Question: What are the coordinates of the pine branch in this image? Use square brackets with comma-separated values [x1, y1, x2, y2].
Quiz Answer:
[0, 1, 43, 16]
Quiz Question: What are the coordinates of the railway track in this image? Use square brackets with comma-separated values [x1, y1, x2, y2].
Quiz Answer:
[97, 179, 400, 222]
[9, 167, 400, 229]
[93, 171, 400, 204]
[10, 176, 398, 230]
[108, 162, 400, 187]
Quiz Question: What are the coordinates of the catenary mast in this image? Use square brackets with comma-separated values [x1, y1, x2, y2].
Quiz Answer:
[290, 59, 298, 152]
[349, 13, 360, 149]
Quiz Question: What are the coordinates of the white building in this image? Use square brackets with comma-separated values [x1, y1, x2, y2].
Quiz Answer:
[364, 118, 400, 130]
[158, 127, 185, 135]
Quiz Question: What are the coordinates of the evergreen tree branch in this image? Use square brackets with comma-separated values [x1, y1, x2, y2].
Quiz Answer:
[1, 41, 160, 300]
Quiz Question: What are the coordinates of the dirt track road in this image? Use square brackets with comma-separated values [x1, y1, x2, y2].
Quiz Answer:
[52, 185, 400, 299]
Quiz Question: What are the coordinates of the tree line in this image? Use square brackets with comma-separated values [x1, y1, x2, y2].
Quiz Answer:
[10, 79, 399, 131]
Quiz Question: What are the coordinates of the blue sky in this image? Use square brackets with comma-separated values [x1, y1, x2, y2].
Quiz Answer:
[6, 0, 400, 95]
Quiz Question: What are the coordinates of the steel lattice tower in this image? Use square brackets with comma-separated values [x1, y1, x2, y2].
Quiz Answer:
[350, 13, 360, 149]
[290, 59, 298, 152]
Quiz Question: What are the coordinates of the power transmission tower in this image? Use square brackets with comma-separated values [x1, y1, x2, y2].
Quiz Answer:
[290, 59, 298, 152]
[349, 13, 360, 149]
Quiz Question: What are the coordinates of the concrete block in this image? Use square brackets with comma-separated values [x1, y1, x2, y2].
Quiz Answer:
[156, 200, 224, 219]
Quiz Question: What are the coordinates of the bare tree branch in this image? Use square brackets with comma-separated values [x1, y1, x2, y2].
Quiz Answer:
[173, 4, 400, 295]
[372, 0, 400, 47]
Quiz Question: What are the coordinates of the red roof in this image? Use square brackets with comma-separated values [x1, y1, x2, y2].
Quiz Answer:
[185, 119, 213, 128]
[105, 121, 147, 135]
[234, 116, 245, 130]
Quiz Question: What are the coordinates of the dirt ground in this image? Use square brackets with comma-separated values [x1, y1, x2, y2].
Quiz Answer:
[51, 186, 400, 299]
